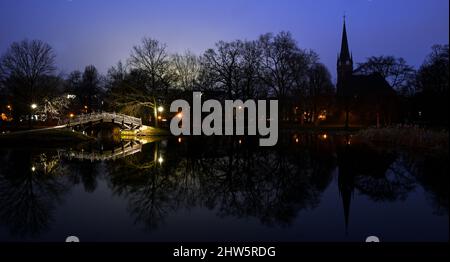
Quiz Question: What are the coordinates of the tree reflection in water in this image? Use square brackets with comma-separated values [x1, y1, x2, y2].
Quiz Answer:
[0, 133, 447, 239]
[107, 134, 447, 232]
[0, 150, 69, 238]
[405, 152, 449, 216]
[107, 135, 335, 229]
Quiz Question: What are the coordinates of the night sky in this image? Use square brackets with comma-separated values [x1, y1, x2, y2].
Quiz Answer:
[0, 0, 448, 82]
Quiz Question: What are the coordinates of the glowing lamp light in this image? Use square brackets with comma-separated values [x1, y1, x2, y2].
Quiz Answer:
[157, 106, 164, 113]
[69, 113, 75, 118]
[31, 166, 36, 172]
[157, 116, 162, 120]
[178, 137, 182, 143]
[176, 113, 183, 119]
[158, 156, 164, 164]
[6, 105, 11, 110]
[295, 138, 299, 143]
[322, 134, 327, 139]
[31, 103, 37, 109]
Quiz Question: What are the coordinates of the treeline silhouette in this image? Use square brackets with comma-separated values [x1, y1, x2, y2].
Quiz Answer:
[0, 34, 448, 127]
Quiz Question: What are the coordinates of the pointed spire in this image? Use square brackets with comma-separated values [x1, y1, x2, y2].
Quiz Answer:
[341, 185, 351, 235]
[340, 17, 351, 62]
[338, 164, 353, 236]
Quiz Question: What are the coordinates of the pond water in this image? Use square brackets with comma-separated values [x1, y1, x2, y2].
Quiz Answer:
[0, 133, 448, 242]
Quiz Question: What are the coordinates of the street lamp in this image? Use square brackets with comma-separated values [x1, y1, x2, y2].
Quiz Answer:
[30, 103, 38, 123]
[157, 106, 164, 113]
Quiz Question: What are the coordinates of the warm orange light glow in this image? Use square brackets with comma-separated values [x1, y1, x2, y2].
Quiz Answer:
[178, 137, 182, 143]
[157, 115, 162, 120]
[177, 112, 183, 119]
[84, 105, 88, 109]
[318, 110, 327, 120]
[322, 134, 327, 139]
[238, 139, 242, 144]
[295, 138, 299, 143]
[69, 113, 75, 118]
[6, 105, 11, 110]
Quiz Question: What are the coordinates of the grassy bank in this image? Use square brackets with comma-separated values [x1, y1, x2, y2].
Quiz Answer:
[0, 128, 93, 146]
[355, 125, 449, 152]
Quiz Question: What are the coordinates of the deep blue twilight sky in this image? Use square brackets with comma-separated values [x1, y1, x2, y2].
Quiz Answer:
[0, 0, 448, 82]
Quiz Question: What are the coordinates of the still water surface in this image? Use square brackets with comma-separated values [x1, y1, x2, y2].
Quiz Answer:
[0, 134, 448, 242]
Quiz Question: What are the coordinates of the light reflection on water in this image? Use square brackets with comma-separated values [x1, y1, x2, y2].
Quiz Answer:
[0, 134, 448, 242]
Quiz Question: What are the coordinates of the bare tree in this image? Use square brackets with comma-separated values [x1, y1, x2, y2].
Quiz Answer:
[417, 44, 449, 96]
[171, 51, 201, 91]
[0, 39, 56, 124]
[356, 56, 416, 96]
[128, 38, 173, 126]
[80, 65, 102, 112]
[259, 32, 300, 99]
[0, 39, 56, 104]
[202, 40, 243, 99]
[239, 40, 264, 100]
[305, 62, 334, 124]
[259, 32, 313, 120]
[128, 37, 172, 92]
[107, 60, 127, 85]
[415, 44, 449, 126]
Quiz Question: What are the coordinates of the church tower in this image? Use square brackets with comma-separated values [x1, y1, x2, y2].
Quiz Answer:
[337, 18, 353, 96]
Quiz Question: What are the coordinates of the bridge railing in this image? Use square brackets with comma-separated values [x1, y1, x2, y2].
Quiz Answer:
[67, 112, 142, 128]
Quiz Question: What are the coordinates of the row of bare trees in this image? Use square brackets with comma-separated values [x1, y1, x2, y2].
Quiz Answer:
[0, 37, 447, 127]
[106, 32, 334, 123]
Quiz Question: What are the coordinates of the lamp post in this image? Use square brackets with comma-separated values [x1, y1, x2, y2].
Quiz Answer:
[157, 106, 164, 126]
[30, 103, 37, 128]
[68, 113, 74, 125]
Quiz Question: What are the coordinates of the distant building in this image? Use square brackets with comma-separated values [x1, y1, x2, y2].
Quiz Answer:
[336, 19, 398, 127]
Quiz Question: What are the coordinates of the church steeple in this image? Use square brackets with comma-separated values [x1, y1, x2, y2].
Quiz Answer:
[339, 18, 351, 62]
[337, 16, 354, 96]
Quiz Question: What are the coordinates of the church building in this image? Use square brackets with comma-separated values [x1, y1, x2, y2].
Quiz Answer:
[336, 19, 398, 128]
